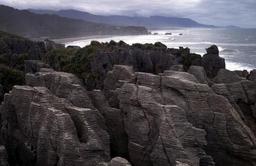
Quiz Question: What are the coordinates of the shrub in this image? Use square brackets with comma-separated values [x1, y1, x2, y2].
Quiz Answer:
[0, 64, 25, 95]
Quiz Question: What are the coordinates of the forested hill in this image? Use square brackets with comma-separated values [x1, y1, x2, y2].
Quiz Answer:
[0, 5, 148, 39]
[30, 9, 215, 29]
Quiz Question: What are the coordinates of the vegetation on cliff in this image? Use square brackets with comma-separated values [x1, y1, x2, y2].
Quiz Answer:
[0, 31, 58, 100]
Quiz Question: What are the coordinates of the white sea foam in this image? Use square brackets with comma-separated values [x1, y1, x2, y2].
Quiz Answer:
[225, 61, 255, 71]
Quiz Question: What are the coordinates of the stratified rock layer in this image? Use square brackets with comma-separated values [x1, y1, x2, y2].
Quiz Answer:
[103, 65, 256, 166]
[0, 69, 110, 166]
[1, 59, 256, 166]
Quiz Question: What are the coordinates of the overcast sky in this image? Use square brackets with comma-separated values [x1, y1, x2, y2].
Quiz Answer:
[1, 0, 256, 28]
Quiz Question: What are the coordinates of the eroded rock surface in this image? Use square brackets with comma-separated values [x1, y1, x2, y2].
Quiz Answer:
[188, 66, 208, 84]
[102, 65, 256, 166]
[202, 45, 225, 78]
[213, 69, 243, 83]
[0, 53, 256, 166]
[0, 70, 110, 166]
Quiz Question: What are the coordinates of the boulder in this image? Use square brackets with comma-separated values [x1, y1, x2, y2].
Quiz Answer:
[248, 69, 256, 81]
[188, 66, 208, 84]
[213, 69, 243, 83]
[109, 157, 131, 166]
[202, 45, 225, 78]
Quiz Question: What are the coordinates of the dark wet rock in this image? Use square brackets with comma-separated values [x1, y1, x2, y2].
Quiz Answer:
[213, 69, 243, 83]
[188, 66, 208, 84]
[206, 45, 219, 55]
[248, 69, 256, 81]
[202, 45, 225, 78]
[174, 47, 202, 70]
[165, 33, 172, 35]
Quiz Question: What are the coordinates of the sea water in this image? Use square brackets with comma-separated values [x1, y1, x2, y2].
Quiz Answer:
[65, 28, 256, 71]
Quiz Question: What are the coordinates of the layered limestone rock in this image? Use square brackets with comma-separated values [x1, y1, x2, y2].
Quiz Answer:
[188, 66, 208, 84]
[103, 65, 256, 166]
[212, 80, 256, 135]
[89, 90, 129, 158]
[1, 58, 256, 166]
[213, 69, 244, 83]
[0, 70, 110, 166]
[25, 68, 95, 109]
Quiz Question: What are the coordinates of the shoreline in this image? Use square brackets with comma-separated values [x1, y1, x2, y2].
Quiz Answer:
[52, 35, 115, 44]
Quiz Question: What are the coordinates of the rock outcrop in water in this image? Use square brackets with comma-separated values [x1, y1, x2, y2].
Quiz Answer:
[0, 41, 256, 166]
[202, 45, 225, 78]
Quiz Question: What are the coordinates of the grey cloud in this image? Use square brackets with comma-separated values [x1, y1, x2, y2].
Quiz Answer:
[0, 0, 255, 27]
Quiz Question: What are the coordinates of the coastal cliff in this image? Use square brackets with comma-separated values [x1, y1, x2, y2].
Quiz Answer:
[0, 35, 256, 166]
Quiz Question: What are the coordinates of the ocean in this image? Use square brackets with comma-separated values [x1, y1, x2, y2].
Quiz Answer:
[64, 28, 256, 71]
